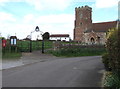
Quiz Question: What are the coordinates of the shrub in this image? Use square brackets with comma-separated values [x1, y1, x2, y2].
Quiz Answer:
[103, 28, 120, 88]
[104, 72, 120, 88]
[102, 53, 112, 71]
[106, 28, 120, 71]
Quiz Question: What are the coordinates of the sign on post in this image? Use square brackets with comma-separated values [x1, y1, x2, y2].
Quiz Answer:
[10, 36, 17, 46]
[10, 36, 17, 52]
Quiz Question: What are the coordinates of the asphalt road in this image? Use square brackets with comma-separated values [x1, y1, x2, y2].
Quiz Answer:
[2, 56, 104, 87]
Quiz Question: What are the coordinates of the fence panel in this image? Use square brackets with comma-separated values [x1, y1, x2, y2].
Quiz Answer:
[17, 40, 30, 52]
[17, 40, 53, 52]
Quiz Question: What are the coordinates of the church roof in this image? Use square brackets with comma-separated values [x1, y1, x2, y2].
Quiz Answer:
[50, 34, 69, 37]
[92, 21, 117, 32]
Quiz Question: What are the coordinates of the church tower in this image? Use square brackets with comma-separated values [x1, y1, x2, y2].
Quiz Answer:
[74, 5, 92, 42]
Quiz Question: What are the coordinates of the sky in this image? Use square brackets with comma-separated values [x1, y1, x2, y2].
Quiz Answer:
[0, 0, 119, 40]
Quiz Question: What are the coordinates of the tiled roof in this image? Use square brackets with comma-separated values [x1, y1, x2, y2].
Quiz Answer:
[92, 21, 117, 32]
[50, 34, 69, 37]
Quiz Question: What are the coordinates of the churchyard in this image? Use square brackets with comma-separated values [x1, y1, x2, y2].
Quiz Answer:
[1, 37, 106, 59]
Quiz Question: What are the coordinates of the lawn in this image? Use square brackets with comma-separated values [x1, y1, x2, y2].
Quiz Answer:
[2, 52, 22, 59]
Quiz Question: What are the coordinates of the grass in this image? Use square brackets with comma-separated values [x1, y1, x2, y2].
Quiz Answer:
[47, 47, 106, 57]
[2, 52, 22, 59]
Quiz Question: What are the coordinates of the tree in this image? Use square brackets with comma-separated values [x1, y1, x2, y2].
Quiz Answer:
[42, 32, 50, 40]
[0, 37, 5, 40]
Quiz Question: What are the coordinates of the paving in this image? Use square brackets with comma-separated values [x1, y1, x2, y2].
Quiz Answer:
[1, 51, 59, 70]
[2, 56, 104, 87]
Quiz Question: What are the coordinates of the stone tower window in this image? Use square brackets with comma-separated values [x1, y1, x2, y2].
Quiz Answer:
[80, 22, 82, 26]
[80, 13, 83, 18]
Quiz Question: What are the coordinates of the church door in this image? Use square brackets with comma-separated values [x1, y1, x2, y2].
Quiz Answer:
[91, 37, 95, 44]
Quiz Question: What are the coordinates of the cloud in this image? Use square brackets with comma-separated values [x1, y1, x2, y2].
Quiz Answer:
[72, 0, 95, 2]
[35, 14, 74, 24]
[23, 14, 34, 23]
[0, 22, 35, 39]
[25, 0, 43, 10]
[0, 0, 23, 6]
[34, 14, 74, 39]
[22, 13, 74, 31]
[0, 12, 16, 22]
[0, 0, 73, 11]
[95, 0, 119, 8]
[1, 0, 118, 10]
[0, 0, 24, 3]
[25, 0, 73, 11]
[0, 13, 74, 40]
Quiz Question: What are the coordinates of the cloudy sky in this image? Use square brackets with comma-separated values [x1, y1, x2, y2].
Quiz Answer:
[0, 0, 119, 40]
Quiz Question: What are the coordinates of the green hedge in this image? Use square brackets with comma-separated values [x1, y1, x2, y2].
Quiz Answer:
[48, 47, 106, 57]
[102, 53, 112, 71]
[105, 28, 120, 71]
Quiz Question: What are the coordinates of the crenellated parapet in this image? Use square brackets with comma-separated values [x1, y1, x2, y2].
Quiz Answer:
[75, 5, 92, 12]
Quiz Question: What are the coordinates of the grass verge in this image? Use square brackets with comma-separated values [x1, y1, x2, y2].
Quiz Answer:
[2, 52, 22, 59]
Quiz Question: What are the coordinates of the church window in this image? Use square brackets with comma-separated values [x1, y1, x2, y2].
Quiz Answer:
[80, 22, 82, 26]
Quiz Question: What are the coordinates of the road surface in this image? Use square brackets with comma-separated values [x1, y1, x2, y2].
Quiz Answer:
[2, 56, 104, 87]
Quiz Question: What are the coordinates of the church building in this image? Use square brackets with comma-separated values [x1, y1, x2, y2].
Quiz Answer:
[74, 5, 117, 44]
